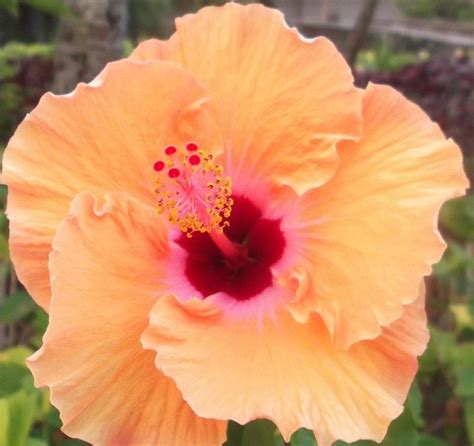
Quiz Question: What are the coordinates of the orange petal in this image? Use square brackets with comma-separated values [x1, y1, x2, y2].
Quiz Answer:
[288, 83, 468, 348]
[131, 3, 362, 194]
[27, 193, 226, 446]
[142, 291, 427, 446]
[129, 38, 172, 62]
[3, 59, 219, 310]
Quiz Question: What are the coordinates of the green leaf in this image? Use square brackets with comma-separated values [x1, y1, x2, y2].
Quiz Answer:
[0, 233, 9, 261]
[0, 0, 19, 15]
[334, 410, 420, 446]
[224, 420, 244, 446]
[2, 389, 37, 446]
[291, 428, 316, 446]
[452, 343, 474, 397]
[0, 363, 30, 398]
[26, 437, 47, 446]
[0, 346, 33, 365]
[406, 381, 423, 427]
[0, 399, 9, 445]
[35, 388, 52, 421]
[23, 0, 70, 16]
[439, 196, 474, 242]
[32, 306, 48, 334]
[433, 243, 474, 279]
[30, 306, 48, 349]
[0, 42, 53, 61]
[430, 328, 457, 366]
[418, 433, 450, 446]
[419, 336, 438, 373]
[465, 398, 474, 443]
[0, 347, 40, 444]
[225, 420, 282, 446]
[20, 372, 35, 393]
[382, 410, 419, 446]
[334, 438, 374, 445]
[241, 419, 278, 446]
[451, 304, 474, 332]
[0, 290, 35, 323]
[0, 184, 7, 209]
[44, 406, 62, 429]
[332, 410, 420, 446]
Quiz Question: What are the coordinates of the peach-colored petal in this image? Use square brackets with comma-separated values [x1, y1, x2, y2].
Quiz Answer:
[3, 59, 220, 310]
[129, 38, 172, 62]
[27, 192, 226, 446]
[130, 3, 363, 194]
[142, 291, 428, 446]
[288, 83, 468, 348]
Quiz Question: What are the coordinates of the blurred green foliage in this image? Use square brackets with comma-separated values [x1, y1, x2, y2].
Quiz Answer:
[0, 41, 53, 142]
[0, 21, 473, 446]
[0, 42, 52, 76]
[128, 0, 255, 39]
[0, 0, 69, 17]
[356, 39, 419, 72]
[396, 0, 474, 21]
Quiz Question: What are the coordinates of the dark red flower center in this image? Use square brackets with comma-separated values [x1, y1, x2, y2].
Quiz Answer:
[177, 195, 286, 301]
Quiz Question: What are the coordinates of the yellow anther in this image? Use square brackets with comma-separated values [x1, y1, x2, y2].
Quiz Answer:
[153, 144, 233, 237]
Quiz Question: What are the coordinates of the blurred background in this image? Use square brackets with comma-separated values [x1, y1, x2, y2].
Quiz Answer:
[0, 1, 472, 445]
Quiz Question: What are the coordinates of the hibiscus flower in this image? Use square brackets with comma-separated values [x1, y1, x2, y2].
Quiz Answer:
[2, 3, 468, 446]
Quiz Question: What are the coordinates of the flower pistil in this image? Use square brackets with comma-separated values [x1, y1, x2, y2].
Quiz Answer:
[154, 143, 233, 238]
